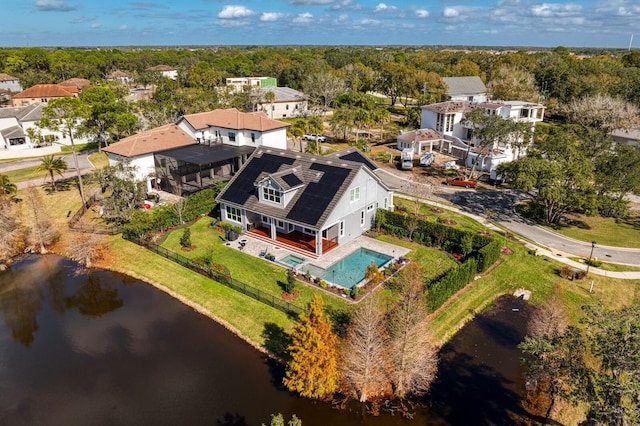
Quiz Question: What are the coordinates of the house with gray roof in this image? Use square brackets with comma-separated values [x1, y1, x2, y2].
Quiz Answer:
[443, 76, 488, 102]
[216, 147, 393, 258]
[0, 73, 23, 93]
[252, 86, 308, 119]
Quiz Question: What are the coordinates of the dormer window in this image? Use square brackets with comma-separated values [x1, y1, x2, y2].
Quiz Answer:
[263, 187, 281, 203]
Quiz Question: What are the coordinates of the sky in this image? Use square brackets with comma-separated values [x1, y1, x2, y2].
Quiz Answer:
[1, 0, 638, 48]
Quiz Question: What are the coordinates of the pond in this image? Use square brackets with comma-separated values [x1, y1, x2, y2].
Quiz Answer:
[0, 254, 533, 425]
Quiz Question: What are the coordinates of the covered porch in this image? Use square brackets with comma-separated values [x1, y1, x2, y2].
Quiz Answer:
[248, 226, 338, 259]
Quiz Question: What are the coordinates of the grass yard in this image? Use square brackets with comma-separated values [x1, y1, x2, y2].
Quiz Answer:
[101, 236, 294, 346]
[88, 152, 109, 169]
[543, 212, 640, 248]
[4, 165, 47, 184]
[160, 217, 350, 316]
[394, 197, 492, 234]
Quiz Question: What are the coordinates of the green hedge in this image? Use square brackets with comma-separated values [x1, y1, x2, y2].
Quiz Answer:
[476, 239, 502, 273]
[427, 258, 477, 312]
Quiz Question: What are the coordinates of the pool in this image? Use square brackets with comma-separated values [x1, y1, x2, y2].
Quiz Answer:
[279, 254, 306, 269]
[316, 248, 393, 289]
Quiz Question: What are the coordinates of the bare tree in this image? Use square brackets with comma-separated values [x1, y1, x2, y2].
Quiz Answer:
[0, 202, 25, 269]
[564, 94, 640, 134]
[67, 233, 105, 268]
[340, 295, 390, 402]
[388, 262, 438, 398]
[528, 283, 569, 339]
[487, 65, 540, 102]
[24, 186, 59, 253]
[303, 72, 346, 115]
[171, 197, 189, 225]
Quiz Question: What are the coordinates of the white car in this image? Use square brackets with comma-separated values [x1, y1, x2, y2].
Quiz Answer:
[441, 160, 460, 170]
[302, 134, 326, 142]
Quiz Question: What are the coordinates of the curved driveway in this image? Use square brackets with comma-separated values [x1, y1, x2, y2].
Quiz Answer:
[376, 168, 640, 267]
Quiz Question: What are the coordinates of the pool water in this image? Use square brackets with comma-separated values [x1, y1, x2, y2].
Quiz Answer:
[279, 254, 306, 268]
[318, 248, 393, 289]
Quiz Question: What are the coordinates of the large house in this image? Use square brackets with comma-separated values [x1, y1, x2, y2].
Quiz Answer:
[10, 84, 76, 107]
[104, 109, 289, 194]
[146, 65, 178, 80]
[225, 76, 276, 93]
[216, 147, 393, 258]
[177, 108, 289, 150]
[252, 86, 308, 119]
[0, 103, 90, 155]
[420, 100, 544, 174]
[442, 76, 488, 102]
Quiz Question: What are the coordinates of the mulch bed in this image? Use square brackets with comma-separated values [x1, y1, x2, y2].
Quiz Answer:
[282, 289, 299, 301]
[430, 207, 443, 214]
[501, 247, 513, 255]
[441, 219, 457, 226]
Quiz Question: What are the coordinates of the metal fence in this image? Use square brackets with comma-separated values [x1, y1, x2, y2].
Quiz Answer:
[131, 237, 303, 316]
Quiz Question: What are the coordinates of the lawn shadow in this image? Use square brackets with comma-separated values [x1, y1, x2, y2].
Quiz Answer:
[617, 215, 640, 231]
[261, 322, 291, 360]
[325, 305, 350, 337]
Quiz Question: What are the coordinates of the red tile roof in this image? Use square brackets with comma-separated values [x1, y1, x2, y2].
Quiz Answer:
[181, 108, 289, 132]
[12, 84, 75, 99]
[0, 73, 18, 82]
[103, 124, 195, 157]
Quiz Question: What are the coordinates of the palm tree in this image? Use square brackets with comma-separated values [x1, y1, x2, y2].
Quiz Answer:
[264, 90, 276, 119]
[37, 155, 68, 192]
[0, 174, 17, 197]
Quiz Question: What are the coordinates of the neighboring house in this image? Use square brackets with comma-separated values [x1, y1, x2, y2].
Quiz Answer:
[442, 76, 488, 102]
[58, 78, 91, 95]
[0, 103, 89, 153]
[146, 65, 178, 80]
[177, 108, 289, 151]
[103, 123, 196, 192]
[396, 128, 443, 154]
[611, 128, 640, 148]
[252, 86, 308, 119]
[216, 147, 393, 258]
[10, 84, 76, 107]
[104, 107, 288, 195]
[107, 70, 133, 86]
[225, 76, 276, 93]
[421, 100, 544, 173]
[0, 73, 23, 93]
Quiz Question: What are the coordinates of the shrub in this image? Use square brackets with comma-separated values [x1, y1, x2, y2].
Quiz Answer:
[559, 265, 574, 280]
[427, 258, 477, 312]
[180, 228, 191, 248]
[319, 280, 327, 289]
[575, 270, 587, 280]
[350, 286, 359, 299]
[475, 239, 502, 272]
[284, 269, 296, 293]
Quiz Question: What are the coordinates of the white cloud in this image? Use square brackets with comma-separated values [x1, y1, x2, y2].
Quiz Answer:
[292, 12, 314, 24]
[90, 23, 101, 29]
[218, 5, 255, 19]
[443, 7, 460, 18]
[415, 9, 429, 18]
[331, 0, 360, 11]
[289, 0, 333, 4]
[530, 3, 582, 17]
[35, 0, 76, 11]
[374, 3, 396, 13]
[119, 25, 128, 30]
[260, 12, 285, 22]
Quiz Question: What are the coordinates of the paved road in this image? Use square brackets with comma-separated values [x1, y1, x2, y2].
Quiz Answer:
[1, 152, 96, 190]
[376, 168, 640, 267]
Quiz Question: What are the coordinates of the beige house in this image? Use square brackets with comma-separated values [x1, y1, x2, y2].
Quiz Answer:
[11, 84, 76, 107]
[252, 87, 308, 119]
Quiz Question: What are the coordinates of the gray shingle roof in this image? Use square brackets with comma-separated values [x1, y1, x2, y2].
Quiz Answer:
[443, 76, 487, 97]
[255, 86, 307, 102]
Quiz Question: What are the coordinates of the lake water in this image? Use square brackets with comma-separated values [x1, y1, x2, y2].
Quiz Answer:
[0, 254, 533, 425]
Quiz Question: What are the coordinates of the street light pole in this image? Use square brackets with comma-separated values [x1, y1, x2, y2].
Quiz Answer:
[586, 241, 596, 275]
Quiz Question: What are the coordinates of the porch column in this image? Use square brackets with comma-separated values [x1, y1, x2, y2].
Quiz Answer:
[270, 219, 277, 240]
[315, 232, 322, 256]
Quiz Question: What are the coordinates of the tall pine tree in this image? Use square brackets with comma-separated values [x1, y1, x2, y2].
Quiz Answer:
[284, 295, 340, 399]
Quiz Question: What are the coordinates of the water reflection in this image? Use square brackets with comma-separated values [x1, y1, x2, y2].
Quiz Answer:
[0, 254, 533, 426]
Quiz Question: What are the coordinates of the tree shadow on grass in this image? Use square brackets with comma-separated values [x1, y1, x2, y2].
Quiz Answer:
[262, 322, 291, 360]
[617, 215, 640, 231]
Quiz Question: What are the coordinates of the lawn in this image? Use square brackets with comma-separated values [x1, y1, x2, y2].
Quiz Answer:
[394, 196, 492, 234]
[88, 152, 109, 169]
[160, 217, 350, 316]
[4, 165, 47, 184]
[543, 211, 640, 249]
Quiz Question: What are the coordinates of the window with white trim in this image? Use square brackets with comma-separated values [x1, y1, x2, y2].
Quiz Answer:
[367, 204, 374, 211]
[262, 187, 281, 203]
[228, 132, 236, 142]
[349, 186, 360, 202]
[339, 221, 345, 237]
[360, 210, 365, 226]
[383, 197, 388, 209]
[226, 206, 242, 223]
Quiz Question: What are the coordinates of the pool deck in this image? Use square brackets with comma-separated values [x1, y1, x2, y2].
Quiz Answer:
[231, 233, 411, 271]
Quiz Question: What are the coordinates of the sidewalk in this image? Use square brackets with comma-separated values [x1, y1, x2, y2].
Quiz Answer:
[395, 193, 640, 280]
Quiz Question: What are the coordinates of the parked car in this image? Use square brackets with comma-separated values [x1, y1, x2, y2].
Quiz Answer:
[441, 160, 460, 170]
[302, 134, 326, 142]
[445, 175, 478, 188]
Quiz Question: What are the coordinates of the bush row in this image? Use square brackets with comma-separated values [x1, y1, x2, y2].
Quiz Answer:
[122, 188, 219, 240]
[426, 258, 478, 312]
